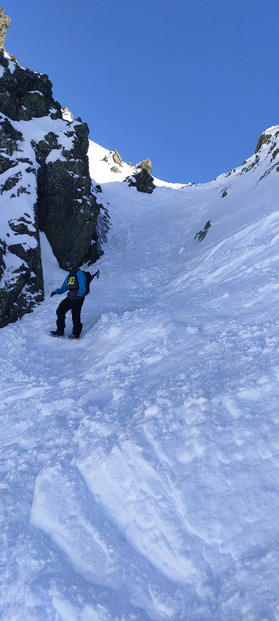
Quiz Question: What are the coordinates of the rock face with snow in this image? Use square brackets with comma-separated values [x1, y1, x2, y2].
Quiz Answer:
[0, 50, 102, 327]
[126, 159, 156, 193]
[255, 126, 279, 155]
[126, 168, 156, 193]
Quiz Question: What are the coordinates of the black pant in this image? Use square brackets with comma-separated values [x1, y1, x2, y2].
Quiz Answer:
[56, 297, 84, 337]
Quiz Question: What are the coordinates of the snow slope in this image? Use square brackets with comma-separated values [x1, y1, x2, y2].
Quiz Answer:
[1, 130, 279, 620]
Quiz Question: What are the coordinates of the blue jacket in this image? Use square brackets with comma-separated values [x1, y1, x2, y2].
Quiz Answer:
[56, 269, 87, 300]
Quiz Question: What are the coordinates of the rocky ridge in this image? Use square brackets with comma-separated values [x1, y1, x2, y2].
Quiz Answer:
[0, 49, 102, 327]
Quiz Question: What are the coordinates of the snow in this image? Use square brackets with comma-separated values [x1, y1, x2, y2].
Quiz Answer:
[45, 150, 66, 164]
[1, 133, 279, 620]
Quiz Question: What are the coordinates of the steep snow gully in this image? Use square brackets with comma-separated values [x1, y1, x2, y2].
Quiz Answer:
[1, 133, 279, 620]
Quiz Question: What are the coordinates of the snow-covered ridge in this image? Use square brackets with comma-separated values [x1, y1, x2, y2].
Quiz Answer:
[88, 140, 188, 189]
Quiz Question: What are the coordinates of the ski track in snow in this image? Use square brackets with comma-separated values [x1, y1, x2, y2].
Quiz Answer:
[1, 141, 279, 620]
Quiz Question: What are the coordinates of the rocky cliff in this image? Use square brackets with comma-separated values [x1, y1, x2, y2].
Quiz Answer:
[0, 49, 102, 327]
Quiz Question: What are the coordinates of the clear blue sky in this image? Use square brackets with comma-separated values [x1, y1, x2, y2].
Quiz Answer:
[2, 0, 279, 183]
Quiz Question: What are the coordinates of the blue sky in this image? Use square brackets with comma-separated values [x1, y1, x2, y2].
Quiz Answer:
[2, 0, 279, 183]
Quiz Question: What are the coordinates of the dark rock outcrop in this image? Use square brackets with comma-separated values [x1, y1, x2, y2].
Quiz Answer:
[0, 104, 44, 327]
[0, 49, 102, 327]
[0, 50, 62, 121]
[194, 220, 211, 242]
[255, 131, 274, 154]
[125, 158, 156, 194]
[33, 119, 100, 267]
[126, 169, 156, 194]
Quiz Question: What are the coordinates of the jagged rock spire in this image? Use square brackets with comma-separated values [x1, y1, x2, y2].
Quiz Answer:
[0, 8, 11, 50]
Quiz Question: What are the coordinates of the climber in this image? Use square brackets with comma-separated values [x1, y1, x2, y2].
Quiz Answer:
[50, 259, 87, 339]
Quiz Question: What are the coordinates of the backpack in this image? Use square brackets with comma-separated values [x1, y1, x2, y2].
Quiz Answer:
[81, 269, 100, 295]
